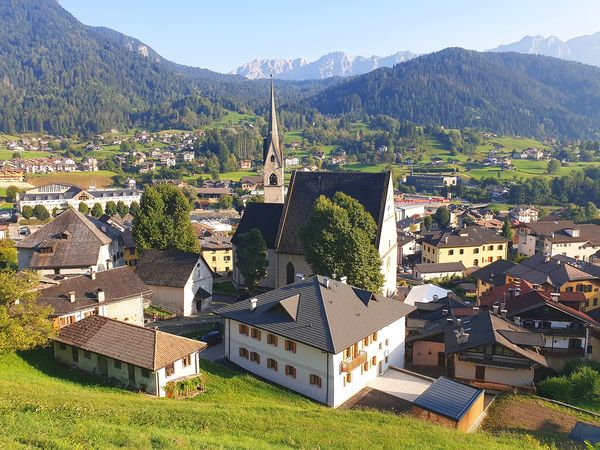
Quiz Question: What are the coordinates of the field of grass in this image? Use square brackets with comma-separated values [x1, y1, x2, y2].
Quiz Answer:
[26, 170, 117, 188]
[202, 111, 258, 130]
[0, 150, 52, 160]
[0, 349, 548, 449]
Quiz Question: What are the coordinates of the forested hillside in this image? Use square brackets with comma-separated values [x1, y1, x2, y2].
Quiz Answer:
[312, 48, 600, 139]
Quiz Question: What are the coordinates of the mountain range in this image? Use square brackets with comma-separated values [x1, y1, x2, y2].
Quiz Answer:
[3, 0, 600, 140]
[231, 51, 417, 80]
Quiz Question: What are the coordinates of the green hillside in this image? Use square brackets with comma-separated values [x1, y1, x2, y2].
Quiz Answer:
[0, 349, 545, 449]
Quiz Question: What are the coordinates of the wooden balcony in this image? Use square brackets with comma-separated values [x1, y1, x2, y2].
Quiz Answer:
[540, 347, 585, 356]
[341, 351, 367, 372]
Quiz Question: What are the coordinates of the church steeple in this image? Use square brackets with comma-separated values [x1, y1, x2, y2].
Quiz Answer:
[263, 75, 285, 204]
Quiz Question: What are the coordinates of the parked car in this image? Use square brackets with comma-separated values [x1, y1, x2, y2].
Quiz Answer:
[200, 330, 223, 346]
[18, 226, 30, 236]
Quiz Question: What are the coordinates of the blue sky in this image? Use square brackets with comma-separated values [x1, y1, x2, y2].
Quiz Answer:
[58, 0, 600, 73]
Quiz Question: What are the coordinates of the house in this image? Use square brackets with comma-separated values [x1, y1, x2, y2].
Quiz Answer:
[510, 207, 538, 224]
[0, 168, 24, 182]
[197, 187, 233, 201]
[414, 262, 465, 281]
[16, 209, 124, 276]
[396, 204, 425, 221]
[200, 236, 233, 273]
[135, 250, 213, 316]
[216, 275, 415, 407]
[180, 151, 195, 162]
[404, 174, 458, 193]
[504, 254, 600, 312]
[284, 156, 300, 167]
[444, 311, 548, 392]
[240, 175, 263, 191]
[16, 184, 141, 213]
[397, 233, 418, 265]
[122, 230, 138, 268]
[239, 160, 252, 170]
[517, 220, 600, 261]
[80, 157, 98, 172]
[37, 266, 151, 328]
[53, 315, 206, 397]
[411, 377, 485, 432]
[471, 259, 517, 297]
[420, 226, 509, 268]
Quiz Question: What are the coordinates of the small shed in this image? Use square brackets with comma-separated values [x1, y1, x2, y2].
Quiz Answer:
[411, 377, 485, 432]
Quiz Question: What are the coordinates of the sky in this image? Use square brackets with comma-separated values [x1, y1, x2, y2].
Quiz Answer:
[58, 0, 600, 73]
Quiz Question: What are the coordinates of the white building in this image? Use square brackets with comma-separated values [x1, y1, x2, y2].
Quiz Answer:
[284, 156, 300, 167]
[16, 183, 142, 213]
[53, 315, 206, 397]
[510, 207, 539, 223]
[413, 262, 466, 281]
[404, 284, 450, 306]
[217, 276, 415, 407]
[135, 250, 213, 316]
[396, 204, 426, 221]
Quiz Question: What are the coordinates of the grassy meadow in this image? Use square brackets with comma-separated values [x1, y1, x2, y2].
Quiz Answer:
[0, 349, 550, 450]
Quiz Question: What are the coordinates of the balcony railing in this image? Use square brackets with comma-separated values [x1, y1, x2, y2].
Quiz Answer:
[459, 352, 531, 369]
[341, 351, 367, 372]
[521, 325, 586, 337]
[540, 347, 585, 356]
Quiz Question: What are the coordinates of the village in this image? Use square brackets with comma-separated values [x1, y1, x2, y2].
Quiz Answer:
[2, 84, 600, 448]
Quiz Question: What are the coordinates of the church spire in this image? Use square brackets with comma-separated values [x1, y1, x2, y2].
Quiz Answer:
[264, 75, 281, 161]
[262, 75, 285, 204]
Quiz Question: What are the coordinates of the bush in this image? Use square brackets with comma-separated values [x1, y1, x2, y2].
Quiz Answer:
[538, 376, 573, 403]
[571, 366, 599, 399]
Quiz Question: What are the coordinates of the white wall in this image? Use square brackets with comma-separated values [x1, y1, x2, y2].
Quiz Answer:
[415, 269, 463, 281]
[454, 358, 534, 387]
[378, 178, 398, 297]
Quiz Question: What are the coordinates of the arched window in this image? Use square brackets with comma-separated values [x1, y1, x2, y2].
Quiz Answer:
[270, 155, 275, 162]
[269, 173, 278, 186]
[286, 262, 295, 285]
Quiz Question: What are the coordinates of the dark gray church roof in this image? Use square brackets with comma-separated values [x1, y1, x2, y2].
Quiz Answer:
[216, 275, 414, 354]
[276, 171, 391, 255]
[231, 202, 284, 249]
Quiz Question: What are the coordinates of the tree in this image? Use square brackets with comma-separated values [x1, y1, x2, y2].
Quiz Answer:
[33, 205, 50, 221]
[422, 215, 432, 231]
[0, 239, 17, 270]
[116, 201, 129, 217]
[129, 201, 140, 216]
[501, 218, 513, 240]
[105, 201, 117, 216]
[547, 159, 560, 175]
[434, 206, 451, 228]
[235, 228, 269, 293]
[21, 206, 33, 220]
[133, 184, 199, 253]
[0, 270, 54, 353]
[78, 202, 89, 214]
[301, 192, 384, 293]
[585, 202, 598, 221]
[91, 203, 103, 218]
[5, 185, 19, 202]
[218, 195, 233, 210]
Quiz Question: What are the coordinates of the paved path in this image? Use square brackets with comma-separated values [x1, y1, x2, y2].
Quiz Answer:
[368, 368, 432, 402]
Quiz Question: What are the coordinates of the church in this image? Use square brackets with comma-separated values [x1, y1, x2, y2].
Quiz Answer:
[231, 79, 397, 296]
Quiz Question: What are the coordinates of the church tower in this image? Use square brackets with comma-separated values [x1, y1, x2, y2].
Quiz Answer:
[262, 76, 285, 204]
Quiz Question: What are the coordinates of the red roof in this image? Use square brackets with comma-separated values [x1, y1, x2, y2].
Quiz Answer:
[479, 280, 535, 308]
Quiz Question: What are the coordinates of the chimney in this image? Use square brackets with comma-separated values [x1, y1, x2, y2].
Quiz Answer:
[501, 309, 508, 319]
[339, 276, 348, 284]
[433, 294, 439, 302]
[90, 270, 96, 280]
[295, 273, 305, 282]
[249, 297, 257, 312]
[442, 308, 448, 316]
[514, 316, 521, 326]
[473, 306, 479, 315]
[550, 292, 560, 302]
[106, 259, 113, 270]
[96, 288, 105, 303]
[68, 291, 76, 303]
[492, 305, 499, 315]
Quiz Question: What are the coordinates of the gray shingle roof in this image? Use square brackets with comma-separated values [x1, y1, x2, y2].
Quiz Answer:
[55, 315, 206, 371]
[276, 171, 391, 255]
[413, 377, 484, 421]
[415, 262, 466, 274]
[216, 275, 415, 354]
[471, 259, 516, 286]
[505, 254, 597, 288]
[231, 202, 284, 248]
[136, 250, 209, 288]
[524, 220, 600, 245]
[38, 267, 152, 316]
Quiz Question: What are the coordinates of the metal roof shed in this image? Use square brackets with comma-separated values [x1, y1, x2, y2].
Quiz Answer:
[411, 377, 485, 432]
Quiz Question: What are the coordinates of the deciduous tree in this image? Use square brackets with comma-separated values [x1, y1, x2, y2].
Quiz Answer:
[33, 205, 50, 221]
[105, 201, 117, 216]
[21, 206, 33, 220]
[91, 203, 103, 218]
[78, 202, 89, 214]
[5, 185, 19, 202]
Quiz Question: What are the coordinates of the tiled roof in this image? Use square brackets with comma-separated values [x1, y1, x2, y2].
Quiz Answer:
[37, 267, 151, 316]
[55, 316, 206, 371]
[136, 250, 208, 288]
[505, 254, 597, 288]
[524, 220, 600, 245]
[420, 226, 508, 248]
[231, 202, 284, 248]
[414, 262, 465, 274]
[276, 171, 391, 255]
[471, 259, 516, 286]
[216, 276, 415, 354]
[413, 377, 484, 421]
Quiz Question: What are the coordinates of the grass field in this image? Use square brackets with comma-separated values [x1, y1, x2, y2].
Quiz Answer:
[26, 171, 117, 188]
[0, 349, 548, 449]
[202, 111, 258, 130]
[0, 150, 52, 160]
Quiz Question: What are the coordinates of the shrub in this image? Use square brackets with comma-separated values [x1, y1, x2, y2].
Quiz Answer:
[538, 376, 573, 403]
[570, 366, 599, 399]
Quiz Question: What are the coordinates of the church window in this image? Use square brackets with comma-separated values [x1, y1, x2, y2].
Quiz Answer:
[271, 155, 275, 162]
[269, 173, 278, 186]
[286, 262, 295, 285]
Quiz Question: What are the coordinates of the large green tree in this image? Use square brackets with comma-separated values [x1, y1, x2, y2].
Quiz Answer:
[116, 201, 129, 217]
[0, 270, 53, 353]
[235, 228, 269, 293]
[0, 239, 17, 270]
[5, 185, 19, 202]
[91, 203, 103, 218]
[33, 205, 50, 221]
[21, 206, 33, 220]
[133, 184, 199, 253]
[105, 201, 117, 216]
[301, 192, 384, 293]
[434, 206, 451, 228]
[78, 202, 89, 214]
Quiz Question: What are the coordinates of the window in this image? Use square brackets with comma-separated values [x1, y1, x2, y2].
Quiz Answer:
[59, 342, 66, 350]
[475, 365, 485, 380]
[114, 360, 122, 369]
[345, 373, 352, 385]
[286, 262, 295, 285]
[448, 249, 454, 255]
[371, 356, 377, 366]
[473, 259, 479, 266]
[239, 324, 249, 335]
[267, 358, 278, 371]
[285, 340, 297, 353]
[595, 299, 599, 307]
[166, 363, 175, 377]
[498, 245, 503, 250]
[459, 249, 464, 255]
[84, 350, 92, 360]
[372, 332, 378, 342]
[473, 248, 479, 254]
[269, 173, 278, 186]
[212, 256, 216, 262]
[488, 245, 494, 251]
[141, 368, 150, 378]
[270, 155, 275, 162]
[285, 365, 297, 378]
[385, 338, 389, 347]
[267, 334, 278, 346]
[310, 374, 322, 388]
[363, 337, 370, 347]
[239, 347, 249, 359]
[72, 347, 79, 362]
[182, 354, 192, 367]
[250, 352, 260, 364]
[362, 362, 369, 373]
[251, 328, 262, 341]
[488, 256, 493, 263]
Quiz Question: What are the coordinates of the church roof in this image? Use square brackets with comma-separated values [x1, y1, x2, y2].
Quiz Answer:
[231, 202, 284, 249]
[275, 171, 391, 255]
